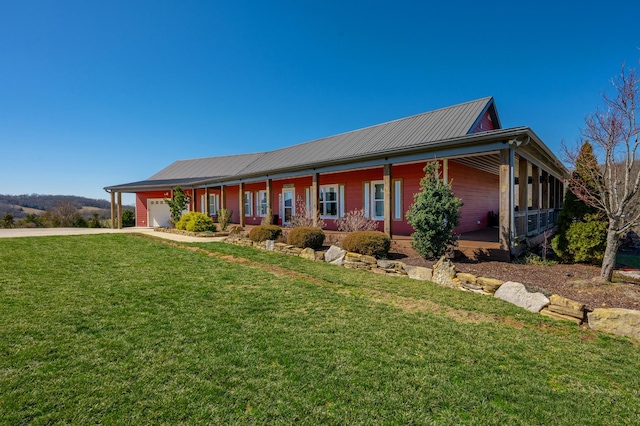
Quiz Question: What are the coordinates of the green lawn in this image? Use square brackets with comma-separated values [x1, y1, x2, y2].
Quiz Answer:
[1, 234, 639, 424]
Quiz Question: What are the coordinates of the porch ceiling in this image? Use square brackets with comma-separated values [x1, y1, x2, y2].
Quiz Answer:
[451, 153, 501, 175]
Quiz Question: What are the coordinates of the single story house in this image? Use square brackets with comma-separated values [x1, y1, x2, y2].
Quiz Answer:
[105, 97, 569, 260]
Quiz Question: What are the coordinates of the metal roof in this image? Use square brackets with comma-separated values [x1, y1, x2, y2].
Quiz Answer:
[105, 97, 515, 191]
[149, 152, 265, 180]
[235, 97, 495, 176]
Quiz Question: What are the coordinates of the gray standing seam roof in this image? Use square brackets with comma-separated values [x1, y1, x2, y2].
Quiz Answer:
[105, 97, 496, 190]
[234, 97, 494, 176]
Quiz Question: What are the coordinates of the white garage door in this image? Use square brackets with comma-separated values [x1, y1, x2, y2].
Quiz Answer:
[148, 199, 171, 227]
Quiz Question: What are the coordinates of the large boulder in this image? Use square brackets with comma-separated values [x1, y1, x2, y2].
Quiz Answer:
[403, 265, 433, 281]
[299, 247, 316, 261]
[324, 245, 347, 265]
[494, 281, 550, 313]
[431, 256, 459, 288]
[588, 308, 640, 340]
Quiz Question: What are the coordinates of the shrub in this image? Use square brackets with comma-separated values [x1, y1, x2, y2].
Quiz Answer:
[175, 212, 216, 233]
[341, 231, 391, 258]
[249, 224, 282, 242]
[565, 214, 607, 264]
[165, 186, 191, 227]
[217, 208, 232, 231]
[287, 226, 325, 249]
[1, 213, 14, 229]
[122, 209, 135, 227]
[336, 209, 378, 232]
[406, 162, 462, 259]
[88, 213, 102, 228]
[288, 196, 326, 229]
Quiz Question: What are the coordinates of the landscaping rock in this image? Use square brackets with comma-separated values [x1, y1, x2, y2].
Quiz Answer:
[345, 252, 362, 262]
[404, 265, 433, 281]
[457, 272, 486, 292]
[547, 294, 585, 321]
[300, 248, 316, 261]
[265, 240, 275, 251]
[494, 281, 550, 313]
[377, 260, 396, 269]
[539, 308, 583, 324]
[476, 277, 504, 294]
[324, 245, 347, 265]
[360, 255, 377, 265]
[432, 256, 459, 288]
[588, 308, 640, 340]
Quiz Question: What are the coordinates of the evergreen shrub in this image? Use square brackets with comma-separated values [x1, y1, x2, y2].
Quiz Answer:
[175, 212, 216, 233]
[287, 226, 325, 249]
[565, 214, 607, 264]
[249, 225, 282, 242]
[341, 231, 391, 258]
[406, 162, 462, 259]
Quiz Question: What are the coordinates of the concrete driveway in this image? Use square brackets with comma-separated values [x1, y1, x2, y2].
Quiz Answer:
[0, 227, 226, 243]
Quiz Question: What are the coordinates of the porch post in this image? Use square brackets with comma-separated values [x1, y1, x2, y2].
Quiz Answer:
[499, 149, 511, 251]
[220, 185, 226, 211]
[541, 171, 549, 209]
[117, 192, 123, 229]
[110, 191, 116, 229]
[518, 157, 528, 212]
[204, 187, 210, 216]
[238, 182, 245, 227]
[311, 173, 319, 227]
[266, 178, 273, 223]
[531, 164, 540, 210]
[383, 164, 392, 236]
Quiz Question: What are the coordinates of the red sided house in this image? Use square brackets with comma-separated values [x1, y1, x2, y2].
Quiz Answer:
[105, 97, 568, 260]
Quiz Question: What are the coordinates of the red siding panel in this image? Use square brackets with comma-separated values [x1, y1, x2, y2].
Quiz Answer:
[449, 161, 499, 233]
[470, 110, 495, 133]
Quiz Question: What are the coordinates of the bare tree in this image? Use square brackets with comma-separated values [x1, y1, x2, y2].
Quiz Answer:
[564, 63, 640, 281]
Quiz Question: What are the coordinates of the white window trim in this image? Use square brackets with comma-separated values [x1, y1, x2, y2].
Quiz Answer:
[393, 180, 402, 220]
[244, 191, 253, 217]
[257, 190, 268, 217]
[209, 194, 220, 216]
[319, 184, 340, 219]
[371, 180, 384, 220]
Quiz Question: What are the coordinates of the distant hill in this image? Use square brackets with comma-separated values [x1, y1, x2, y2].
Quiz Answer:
[0, 194, 132, 219]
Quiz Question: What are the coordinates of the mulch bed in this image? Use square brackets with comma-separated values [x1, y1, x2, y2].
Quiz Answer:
[389, 247, 640, 312]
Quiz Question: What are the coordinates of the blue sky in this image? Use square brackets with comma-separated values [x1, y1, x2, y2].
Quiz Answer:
[1, 1, 639, 205]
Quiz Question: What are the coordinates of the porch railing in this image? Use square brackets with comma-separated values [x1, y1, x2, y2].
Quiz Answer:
[514, 208, 558, 239]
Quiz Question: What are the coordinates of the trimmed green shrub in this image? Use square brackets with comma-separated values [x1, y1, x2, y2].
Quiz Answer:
[565, 214, 607, 264]
[175, 212, 216, 233]
[287, 226, 325, 249]
[249, 225, 282, 242]
[406, 162, 462, 259]
[341, 231, 391, 258]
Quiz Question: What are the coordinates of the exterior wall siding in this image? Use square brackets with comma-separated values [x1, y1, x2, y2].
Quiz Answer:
[470, 110, 496, 133]
[133, 160, 498, 236]
[449, 160, 499, 233]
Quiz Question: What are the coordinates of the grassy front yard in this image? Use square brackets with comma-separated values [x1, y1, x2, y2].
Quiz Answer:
[1, 234, 639, 424]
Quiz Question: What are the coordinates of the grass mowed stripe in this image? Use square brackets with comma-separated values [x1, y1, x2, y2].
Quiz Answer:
[0, 235, 638, 424]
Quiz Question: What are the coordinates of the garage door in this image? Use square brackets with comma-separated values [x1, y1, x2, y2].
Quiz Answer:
[148, 199, 171, 227]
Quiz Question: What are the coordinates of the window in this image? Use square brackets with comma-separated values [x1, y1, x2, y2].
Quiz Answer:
[372, 181, 384, 220]
[257, 190, 268, 217]
[364, 181, 384, 220]
[244, 191, 252, 216]
[319, 185, 338, 218]
[393, 179, 402, 220]
[208, 194, 220, 216]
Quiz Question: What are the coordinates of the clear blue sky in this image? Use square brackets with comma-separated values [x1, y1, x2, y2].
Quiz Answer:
[1, 0, 639, 205]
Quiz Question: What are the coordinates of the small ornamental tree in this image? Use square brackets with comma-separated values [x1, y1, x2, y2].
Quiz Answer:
[406, 162, 462, 259]
[165, 186, 191, 227]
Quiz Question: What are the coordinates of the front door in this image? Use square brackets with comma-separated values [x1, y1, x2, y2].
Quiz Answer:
[283, 189, 294, 224]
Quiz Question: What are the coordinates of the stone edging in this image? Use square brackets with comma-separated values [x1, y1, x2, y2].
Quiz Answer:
[223, 236, 640, 341]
